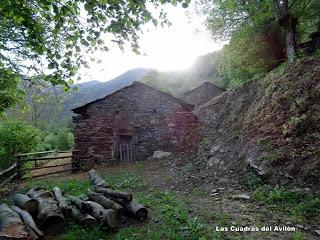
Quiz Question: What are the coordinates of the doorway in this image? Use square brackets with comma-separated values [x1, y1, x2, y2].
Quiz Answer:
[113, 134, 136, 161]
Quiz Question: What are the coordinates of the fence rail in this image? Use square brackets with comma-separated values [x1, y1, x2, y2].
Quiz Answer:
[0, 150, 79, 186]
[0, 162, 18, 187]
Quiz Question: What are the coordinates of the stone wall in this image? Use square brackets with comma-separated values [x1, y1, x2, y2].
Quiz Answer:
[72, 82, 200, 168]
[183, 82, 225, 107]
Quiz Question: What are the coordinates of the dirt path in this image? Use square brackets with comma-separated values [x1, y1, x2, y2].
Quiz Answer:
[90, 156, 318, 240]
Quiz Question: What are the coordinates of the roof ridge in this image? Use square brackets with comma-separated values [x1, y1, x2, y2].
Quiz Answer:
[72, 81, 194, 114]
[183, 82, 225, 95]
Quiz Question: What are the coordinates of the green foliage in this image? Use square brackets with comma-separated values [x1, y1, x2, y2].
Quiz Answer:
[38, 127, 74, 151]
[0, 0, 191, 114]
[200, 0, 320, 87]
[7, 77, 64, 127]
[258, 151, 282, 164]
[0, 120, 40, 169]
[252, 186, 320, 223]
[59, 224, 104, 240]
[196, 137, 210, 162]
[23, 170, 220, 240]
[23, 178, 90, 196]
[292, 231, 304, 240]
[246, 173, 264, 190]
[0, 69, 23, 115]
[218, 25, 286, 88]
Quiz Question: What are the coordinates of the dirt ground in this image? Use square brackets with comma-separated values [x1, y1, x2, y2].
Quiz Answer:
[22, 154, 316, 240]
[1, 141, 319, 239]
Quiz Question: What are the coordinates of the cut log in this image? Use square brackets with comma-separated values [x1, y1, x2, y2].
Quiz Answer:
[0, 203, 30, 239]
[36, 197, 65, 235]
[11, 205, 44, 240]
[93, 187, 132, 202]
[26, 188, 53, 199]
[87, 169, 108, 188]
[86, 201, 119, 229]
[71, 206, 98, 229]
[52, 187, 72, 217]
[86, 189, 124, 215]
[117, 200, 148, 220]
[12, 193, 38, 213]
[27, 189, 65, 235]
[66, 195, 91, 213]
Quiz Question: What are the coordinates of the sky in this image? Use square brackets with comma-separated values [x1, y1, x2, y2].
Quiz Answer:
[79, 3, 224, 82]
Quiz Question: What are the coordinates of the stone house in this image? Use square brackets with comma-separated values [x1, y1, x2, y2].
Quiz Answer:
[72, 82, 200, 167]
[183, 82, 225, 107]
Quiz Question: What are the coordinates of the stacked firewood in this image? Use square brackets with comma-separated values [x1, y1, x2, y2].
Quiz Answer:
[0, 169, 148, 239]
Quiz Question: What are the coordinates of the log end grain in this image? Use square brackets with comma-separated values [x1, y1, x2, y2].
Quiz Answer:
[24, 199, 38, 213]
[135, 208, 148, 221]
[105, 209, 120, 229]
[82, 218, 98, 229]
[0, 224, 30, 239]
[41, 215, 65, 235]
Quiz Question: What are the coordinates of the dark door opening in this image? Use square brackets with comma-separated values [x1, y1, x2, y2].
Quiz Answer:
[113, 134, 136, 161]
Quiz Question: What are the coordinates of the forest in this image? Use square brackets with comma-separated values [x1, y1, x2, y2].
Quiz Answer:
[0, 0, 320, 239]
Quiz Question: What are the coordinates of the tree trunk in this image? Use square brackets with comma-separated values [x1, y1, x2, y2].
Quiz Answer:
[286, 24, 297, 64]
[86, 189, 124, 216]
[35, 197, 65, 235]
[71, 206, 98, 229]
[93, 187, 132, 202]
[26, 189, 65, 235]
[11, 205, 44, 240]
[52, 187, 72, 217]
[26, 188, 53, 199]
[116, 200, 148, 220]
[66, 195, 92, 213]
[11, 193, 38, 213]
[0, 204, 30, 239]
[86, 201, 119, 229]
[275, 0, 297, 65]
[88, 169, 108, 188]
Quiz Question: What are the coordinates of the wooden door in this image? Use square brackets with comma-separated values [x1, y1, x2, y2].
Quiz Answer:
[114, 135, 136, 161]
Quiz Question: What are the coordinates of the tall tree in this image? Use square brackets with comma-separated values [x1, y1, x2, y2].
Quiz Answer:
[201, 0, 317, 64]
[7, 77, 63, 127]
[271, 0, 314, 63]
[0, 0, 190, 114]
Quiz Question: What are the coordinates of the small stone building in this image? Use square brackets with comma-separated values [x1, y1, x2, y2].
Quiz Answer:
[72, 82, 200, 167]
[183, 82, 225, 107]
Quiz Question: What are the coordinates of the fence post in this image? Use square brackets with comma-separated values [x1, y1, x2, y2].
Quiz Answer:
[16, 155, 22, 179]
[71, 150, 79, 173]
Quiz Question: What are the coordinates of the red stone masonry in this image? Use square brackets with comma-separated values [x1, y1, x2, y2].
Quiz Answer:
[72, 81, 201, 168]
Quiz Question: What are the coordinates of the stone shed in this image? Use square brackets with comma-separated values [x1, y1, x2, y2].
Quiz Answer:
[183, 82, 225, 107]
[72, 81, 200, 167]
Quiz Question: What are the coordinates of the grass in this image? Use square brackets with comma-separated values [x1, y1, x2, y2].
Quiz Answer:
[257, 151, 282, 164]
[21, 170, 222, 240]
[246, 172, 264, 190]
[252, 186, 320, 224]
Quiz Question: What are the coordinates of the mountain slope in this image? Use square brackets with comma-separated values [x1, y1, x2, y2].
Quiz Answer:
[61, 68, 151, 119]
[197, 58, 320, 186]
[140, 52, 228, 98]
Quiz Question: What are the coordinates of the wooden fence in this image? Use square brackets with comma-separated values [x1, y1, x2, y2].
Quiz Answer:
[0, 162, 18, 187]
[0, 150, 79, 186]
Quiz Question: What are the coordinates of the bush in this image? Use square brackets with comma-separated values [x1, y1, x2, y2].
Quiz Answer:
[0, 120, 40, 169]
[38, 127, 74, 151]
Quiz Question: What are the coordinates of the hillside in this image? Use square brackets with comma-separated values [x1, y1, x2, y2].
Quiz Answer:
[60, 68, 151, 119]
[141, 52, 228, 98]
[197, 58, 320, 186]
